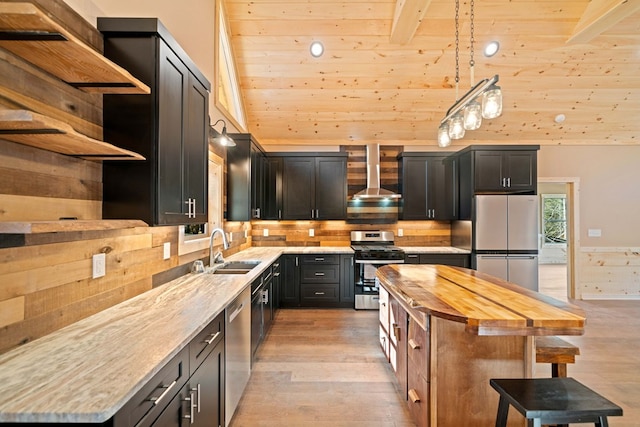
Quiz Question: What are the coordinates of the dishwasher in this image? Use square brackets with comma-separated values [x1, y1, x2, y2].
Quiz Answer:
[225, 287, 251, 426]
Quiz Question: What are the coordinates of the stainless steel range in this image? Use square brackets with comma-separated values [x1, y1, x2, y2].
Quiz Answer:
[351, 231, 404, 309]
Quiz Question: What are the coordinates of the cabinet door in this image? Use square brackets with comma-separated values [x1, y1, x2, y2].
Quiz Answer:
[427, 156, 453, 220]
[190, 340, 225, 427]
[157, 40, 189, 224]
[315, 157, 347, 219]
[400, 157, 428, 219]
[280, 255, 300, 307]
[504, 151, 537, 192]
[251, 144, 266, 219]
[264, 157, 283, 220]
[282, 157, 314, 219]
[340, 254, 355, 303]
[473, 150, 505, 192]
[389, 297, 408, 399]
[184, 73, 208, 223]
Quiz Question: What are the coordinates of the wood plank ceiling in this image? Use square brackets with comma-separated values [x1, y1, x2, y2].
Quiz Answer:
[223, 0, 640, 148]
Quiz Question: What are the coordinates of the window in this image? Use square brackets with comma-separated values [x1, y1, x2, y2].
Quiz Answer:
[542, 194, 567, 245]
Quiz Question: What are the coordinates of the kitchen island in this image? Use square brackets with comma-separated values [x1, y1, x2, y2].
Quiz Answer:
[376, 264, 585, 427]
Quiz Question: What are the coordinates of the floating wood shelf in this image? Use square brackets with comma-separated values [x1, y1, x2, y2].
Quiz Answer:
[0, 219, 148, 234]
[0, 2, 150, 94]
[0, 109, 145, 160]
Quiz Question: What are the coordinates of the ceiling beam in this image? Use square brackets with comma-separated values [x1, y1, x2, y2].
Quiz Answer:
[390, 0, 432, 45]
[567, 0, 640, 44]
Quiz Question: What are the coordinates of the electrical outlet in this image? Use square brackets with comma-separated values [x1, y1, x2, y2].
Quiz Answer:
[263, 228, 269, 237]
[397, 228, 404, 237]
[163, 242, 171, 260]
[92, 253, 106, 279]
[309, 228, 314, 237]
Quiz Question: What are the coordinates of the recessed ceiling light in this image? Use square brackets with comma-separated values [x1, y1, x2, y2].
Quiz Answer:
[484, 41, 500, 57]
[555, 114, 566, 123]
[310, 41, 324, 58]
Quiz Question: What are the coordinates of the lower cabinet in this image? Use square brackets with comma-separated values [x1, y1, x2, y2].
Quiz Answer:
[280, 253, 355, 308]
[379, 286, 431, 427]
[153, 340, 224, 427]
[113, 312, 226, 427]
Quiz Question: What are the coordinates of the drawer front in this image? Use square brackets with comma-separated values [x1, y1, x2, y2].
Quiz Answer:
[419, 254, 470, 267]
[407, 372, 430, 427]
[378, 286, 389, 334]
[407, 317, 429, 378]
[114, 346, 189, 427]
[300, 264, 340, 283]
[300, 254, 340, 265]
[189, 311, 224, 375]
[300, 283, 339, 301]
[379, 325, 389, 361]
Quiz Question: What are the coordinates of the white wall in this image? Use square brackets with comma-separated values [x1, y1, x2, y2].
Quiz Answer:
[538, 145, 640, 247]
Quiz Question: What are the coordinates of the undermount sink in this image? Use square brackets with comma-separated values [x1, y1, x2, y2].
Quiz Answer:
[210, 260, 260, 274]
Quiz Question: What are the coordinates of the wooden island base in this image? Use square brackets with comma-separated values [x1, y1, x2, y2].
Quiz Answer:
[377, 264, 585, 427]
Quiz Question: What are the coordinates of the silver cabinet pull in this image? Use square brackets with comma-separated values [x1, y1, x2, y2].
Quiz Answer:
[278, 209, 282, 219]
[314, 272, 325, 276]
[149, 380, 177, 406]
[314, 292, 325, 295]
[229, 303, 245, 323]
[192, 199, 196, 217]
[507, 177, 511, 187]
[193, 383, 201, 413]
[182, 390, 196, 423]
[261, 289, 269, 304]
[255, 207, 261, 218]
[204, 331, 221, 345]
[315, 257, 324, 262]
[407, 254, 418, 259]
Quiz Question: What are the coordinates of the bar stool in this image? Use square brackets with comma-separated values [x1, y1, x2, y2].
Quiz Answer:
[490, 377, 623, 427]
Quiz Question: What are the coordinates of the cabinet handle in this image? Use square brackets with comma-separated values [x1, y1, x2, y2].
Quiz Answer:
[314, 272, 325, 276]
[278, 209, 282, 219]
[408, 389, 421, 403]
[409, 338, 420, 350]
[407, 254, 418, 259]
[192, 199, 196, 217]
[204, 331, 221, 345]
[315, 257, 325, 262]
[393, 324, 401, 342]
[311, 209, 315, 219]
[182, 390, 196, 423]
[262, 289, 269, 304]
[191, 384, 201, 413]
[295, 256, 299, 267]
[507, 177, 511, 187]
[273, 272, 280, 277]
[149, 380, 177, 406]
[316, 209, 319, 218]
[314, 292, 325, 295]
[273, 263, 280, 267]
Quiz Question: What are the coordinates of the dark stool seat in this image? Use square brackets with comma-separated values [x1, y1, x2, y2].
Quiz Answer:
[490, 377, 623, 427]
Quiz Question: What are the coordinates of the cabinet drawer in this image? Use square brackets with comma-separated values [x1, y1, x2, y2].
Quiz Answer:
[300, 283, 339, 301]
[113, 346, 189, 427]
[419, 254, 470, 267]
[189, 311, 224, 375]
[407, 371, 430, 427]
[300, 254, 340, 265]
[300, 264, 340, 283]
[407, 317, 429, 378]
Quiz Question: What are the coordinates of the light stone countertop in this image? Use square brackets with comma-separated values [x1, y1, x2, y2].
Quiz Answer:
[0, 245, 461, 422]
[399, 246, 470, 254]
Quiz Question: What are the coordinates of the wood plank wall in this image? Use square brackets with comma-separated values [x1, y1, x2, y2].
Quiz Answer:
[580, 247, 640, 299]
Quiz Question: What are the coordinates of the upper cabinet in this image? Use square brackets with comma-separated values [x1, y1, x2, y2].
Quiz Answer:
[457, 145, 539, 219]
[281, 154, 348, 220]
[397, 153, 457, 221]
[226, 133, 268, 221]
[99, 18, 210, 226]
[0, 2, 149, 94]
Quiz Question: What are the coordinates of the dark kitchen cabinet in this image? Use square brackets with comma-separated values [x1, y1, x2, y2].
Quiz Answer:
[457, 145, 539, 219]
[398, 153, 457, 220]
[152, 339, 224, 427]
[227, 134, 268, 221]
[340, 254, 356, 304]
[280, 255, 300, 307]
[280, 154, 348, 220]
[99, 18, 210, 226]
[264, 157, 283, 220]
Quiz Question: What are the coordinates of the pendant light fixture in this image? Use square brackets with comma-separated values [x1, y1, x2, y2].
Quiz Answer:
[438, 0, 502, 145]
[211, 119, 236, 147]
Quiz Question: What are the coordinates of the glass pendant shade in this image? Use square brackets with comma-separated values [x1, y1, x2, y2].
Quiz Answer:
[438, 123, 451, 147]
[482, 85, 503, 119]
[463, 100, 483, 130]
[448, 113, 465, 139]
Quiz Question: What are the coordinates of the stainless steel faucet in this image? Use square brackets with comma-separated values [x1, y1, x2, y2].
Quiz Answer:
[209, 228, 230, 266]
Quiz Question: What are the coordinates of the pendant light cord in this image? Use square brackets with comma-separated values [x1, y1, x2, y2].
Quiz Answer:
[469, 0, 475, 86]
[454, 0, 460, 101]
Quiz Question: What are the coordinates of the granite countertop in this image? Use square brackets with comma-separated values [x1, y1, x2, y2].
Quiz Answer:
[377, 264, 585, 336]
[0, 247, 299, 423]
[0, 245, 462, 423]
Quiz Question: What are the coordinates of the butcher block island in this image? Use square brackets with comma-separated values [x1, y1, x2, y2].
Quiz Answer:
[376, 264, 585, 427]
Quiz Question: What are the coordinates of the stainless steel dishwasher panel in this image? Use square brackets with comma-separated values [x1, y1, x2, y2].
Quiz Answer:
[225, 287, 251, 427]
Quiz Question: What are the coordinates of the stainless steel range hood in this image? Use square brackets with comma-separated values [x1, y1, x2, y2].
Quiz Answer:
[352, 144, 401, 200]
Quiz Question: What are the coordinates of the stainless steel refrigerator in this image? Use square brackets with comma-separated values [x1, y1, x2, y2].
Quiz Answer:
[472, 195, 539, 291]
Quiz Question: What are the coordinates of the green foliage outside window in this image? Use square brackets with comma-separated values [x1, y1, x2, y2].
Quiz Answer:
[543, 195, 567, 244]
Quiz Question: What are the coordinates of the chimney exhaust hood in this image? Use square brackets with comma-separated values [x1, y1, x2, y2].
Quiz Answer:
[352, 144, 401, 200]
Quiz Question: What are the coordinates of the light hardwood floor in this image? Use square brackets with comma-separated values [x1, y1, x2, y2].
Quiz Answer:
[230, 266, 640, 426]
